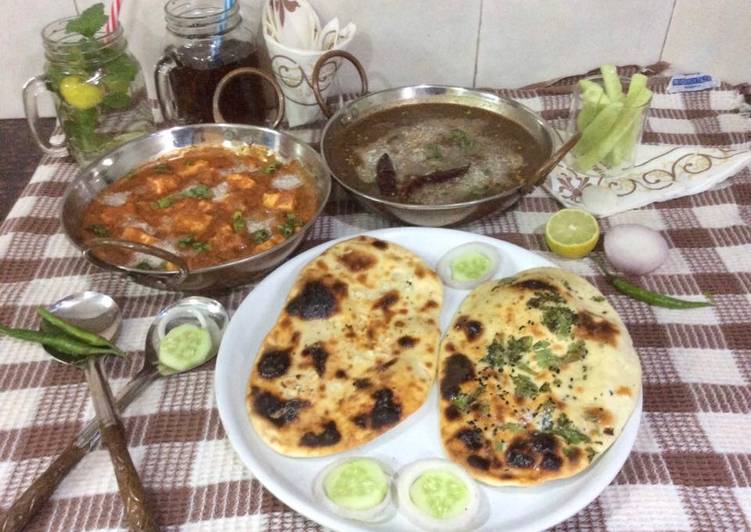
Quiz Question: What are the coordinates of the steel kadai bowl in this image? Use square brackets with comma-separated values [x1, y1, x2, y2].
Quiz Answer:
[319, 85, 561, 227]
[61, 125, 331, 292]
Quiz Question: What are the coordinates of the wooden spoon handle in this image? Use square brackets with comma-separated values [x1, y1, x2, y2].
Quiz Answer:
[0, 444, 88, 532]
[100, 422, 159, 531]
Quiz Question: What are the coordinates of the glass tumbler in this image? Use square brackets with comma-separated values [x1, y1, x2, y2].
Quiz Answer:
[566, 75, 652, 177]
[23, 18, 155, 166]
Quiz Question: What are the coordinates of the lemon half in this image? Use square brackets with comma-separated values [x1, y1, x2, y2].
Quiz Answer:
[544, 208, 600, 259]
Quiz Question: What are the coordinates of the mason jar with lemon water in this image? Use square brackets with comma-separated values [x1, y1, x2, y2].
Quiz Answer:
[23, 5, 155, 166]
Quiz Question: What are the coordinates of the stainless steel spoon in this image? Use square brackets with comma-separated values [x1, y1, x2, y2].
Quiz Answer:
[1, 296, 227, 532]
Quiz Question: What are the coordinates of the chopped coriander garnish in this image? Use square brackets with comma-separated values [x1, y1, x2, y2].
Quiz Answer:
[481, 334, 536, 374]
[232, 211, 246, 233]
[551, 413, 590, 445]
[494, 440, 506, 451]
[536, 399, 556, 431]
[448, 129, 476, 151]
[451, 385, 484, 413]
[526, 291, 564, 309]
[182, 184, 213, 199]
[177, 235, 210, 252]
[511, 374, 539, 399]
[154, 196, 174, 209]
[541, 306, 578, 337]
[262, 161, 283, 174]
[498, 422, 525, 432]
[87, 224, 110, 237]
[278, 213, 303, 238]
[253, 229, 271, 244]
[586, 446, 597, 462]
[533, 339, 588, 370]
[424, 143, 443, 160]
[591, 295, 605, 302]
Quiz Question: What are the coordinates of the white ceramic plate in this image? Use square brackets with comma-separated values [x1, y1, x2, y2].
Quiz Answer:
[215, 227, 642, 532]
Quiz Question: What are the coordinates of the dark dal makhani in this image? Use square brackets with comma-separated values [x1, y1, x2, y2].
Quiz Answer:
[80, 146, 318, 270]
[325, 103, 546, 205]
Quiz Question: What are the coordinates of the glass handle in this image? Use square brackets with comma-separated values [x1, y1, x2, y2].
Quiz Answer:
[154, 54, 178, 124]
[22, 75, 67, 157]
[212, 67, 285, 129]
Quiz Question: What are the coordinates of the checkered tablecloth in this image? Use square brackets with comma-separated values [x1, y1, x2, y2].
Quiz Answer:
[1, 72, 750, 531]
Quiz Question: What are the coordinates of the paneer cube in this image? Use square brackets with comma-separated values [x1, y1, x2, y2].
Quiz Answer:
[226, 173, 256, 190]
[262, 191, 295, 211]
[147, 175, 179, 195]
[121, 226, 158, 245]
[178, 159, 210, 177]
[172, 212, 213, 234]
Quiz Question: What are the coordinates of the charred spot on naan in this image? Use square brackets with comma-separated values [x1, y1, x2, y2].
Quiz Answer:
[351, 388, 403, 430]
[301, 342, 328, 377]
[440, 353, 475, 400]
[398, 335, 418, 348]
[456, 427, 486, 451]
[505, 432, 562, 471]
[454, 315, 484, 342]
[373, 290, 400, 313]
[370, 238, 389, 249]
[338, 249, 377, 272]
[299, 420, 342, 447]
[285, 278, 348, 320]
[250, 387, 310, 427]
[575, 311, 619, 346]
[514, 279, 559, 293]
[257, 349, 291, 379]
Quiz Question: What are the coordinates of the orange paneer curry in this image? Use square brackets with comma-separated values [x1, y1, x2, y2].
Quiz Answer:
[81, 146, 318, 270]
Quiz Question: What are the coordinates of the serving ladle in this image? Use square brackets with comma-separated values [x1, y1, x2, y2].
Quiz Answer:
[0, 292, 159, 532]
[1, 296, 228, 532]
[0, 293, 196, 532]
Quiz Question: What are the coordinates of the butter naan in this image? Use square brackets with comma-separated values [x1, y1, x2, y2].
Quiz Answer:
[439, 267, 641, 486]
[248, 236, 443, 457]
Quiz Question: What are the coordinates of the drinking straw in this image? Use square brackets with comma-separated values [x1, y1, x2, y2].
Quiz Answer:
[106, 0, 122, 33]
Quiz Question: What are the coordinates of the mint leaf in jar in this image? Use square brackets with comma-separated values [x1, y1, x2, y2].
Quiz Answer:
[66, 3, 108, 39]
[102, 92, 131, 109]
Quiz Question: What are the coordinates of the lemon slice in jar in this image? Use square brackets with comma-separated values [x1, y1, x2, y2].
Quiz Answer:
[59, 76, 105, 110]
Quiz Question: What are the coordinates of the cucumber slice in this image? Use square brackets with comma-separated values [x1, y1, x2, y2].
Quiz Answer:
[409, 469, 470, 519]
[158, 323, 212, 372]
[572, 101, 623, 158]
[323, 458, 389, 511]
[600, 64, 623, 102]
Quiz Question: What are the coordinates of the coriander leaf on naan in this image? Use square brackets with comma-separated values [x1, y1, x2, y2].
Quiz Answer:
[439, 267, 641, 486]
[248, 236, 443, 457]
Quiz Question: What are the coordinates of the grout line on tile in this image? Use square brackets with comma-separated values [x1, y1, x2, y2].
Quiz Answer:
[658, 0, 678, 61]
[472, 0, 484, 87]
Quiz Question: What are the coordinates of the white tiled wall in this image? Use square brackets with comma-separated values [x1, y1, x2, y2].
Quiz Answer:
[2, 0, 749, 119]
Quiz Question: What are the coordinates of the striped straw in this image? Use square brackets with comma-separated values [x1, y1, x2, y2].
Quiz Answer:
[106, 0, 122, 33]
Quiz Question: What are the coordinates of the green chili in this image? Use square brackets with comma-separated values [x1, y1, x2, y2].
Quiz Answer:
[593, 258, 713, 309]
[36, 306, 122, 352]
[0, 324, 122, 357]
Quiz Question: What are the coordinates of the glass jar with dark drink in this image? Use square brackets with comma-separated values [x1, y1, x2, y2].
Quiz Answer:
[155, 0, 266, 125]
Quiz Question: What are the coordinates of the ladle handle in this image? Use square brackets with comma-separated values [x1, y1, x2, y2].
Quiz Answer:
[0, 445, 88, 532]
[311, 50, 369, 118]
[0, 367, 160, 532]
[87, 359, 158, 531]
[100, 423, 158, 531]
[525, 131, 582, 193]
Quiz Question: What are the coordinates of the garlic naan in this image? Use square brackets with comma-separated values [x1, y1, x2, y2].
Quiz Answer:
[439, 267, 640, 486]
[248, 236, 443, 457]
